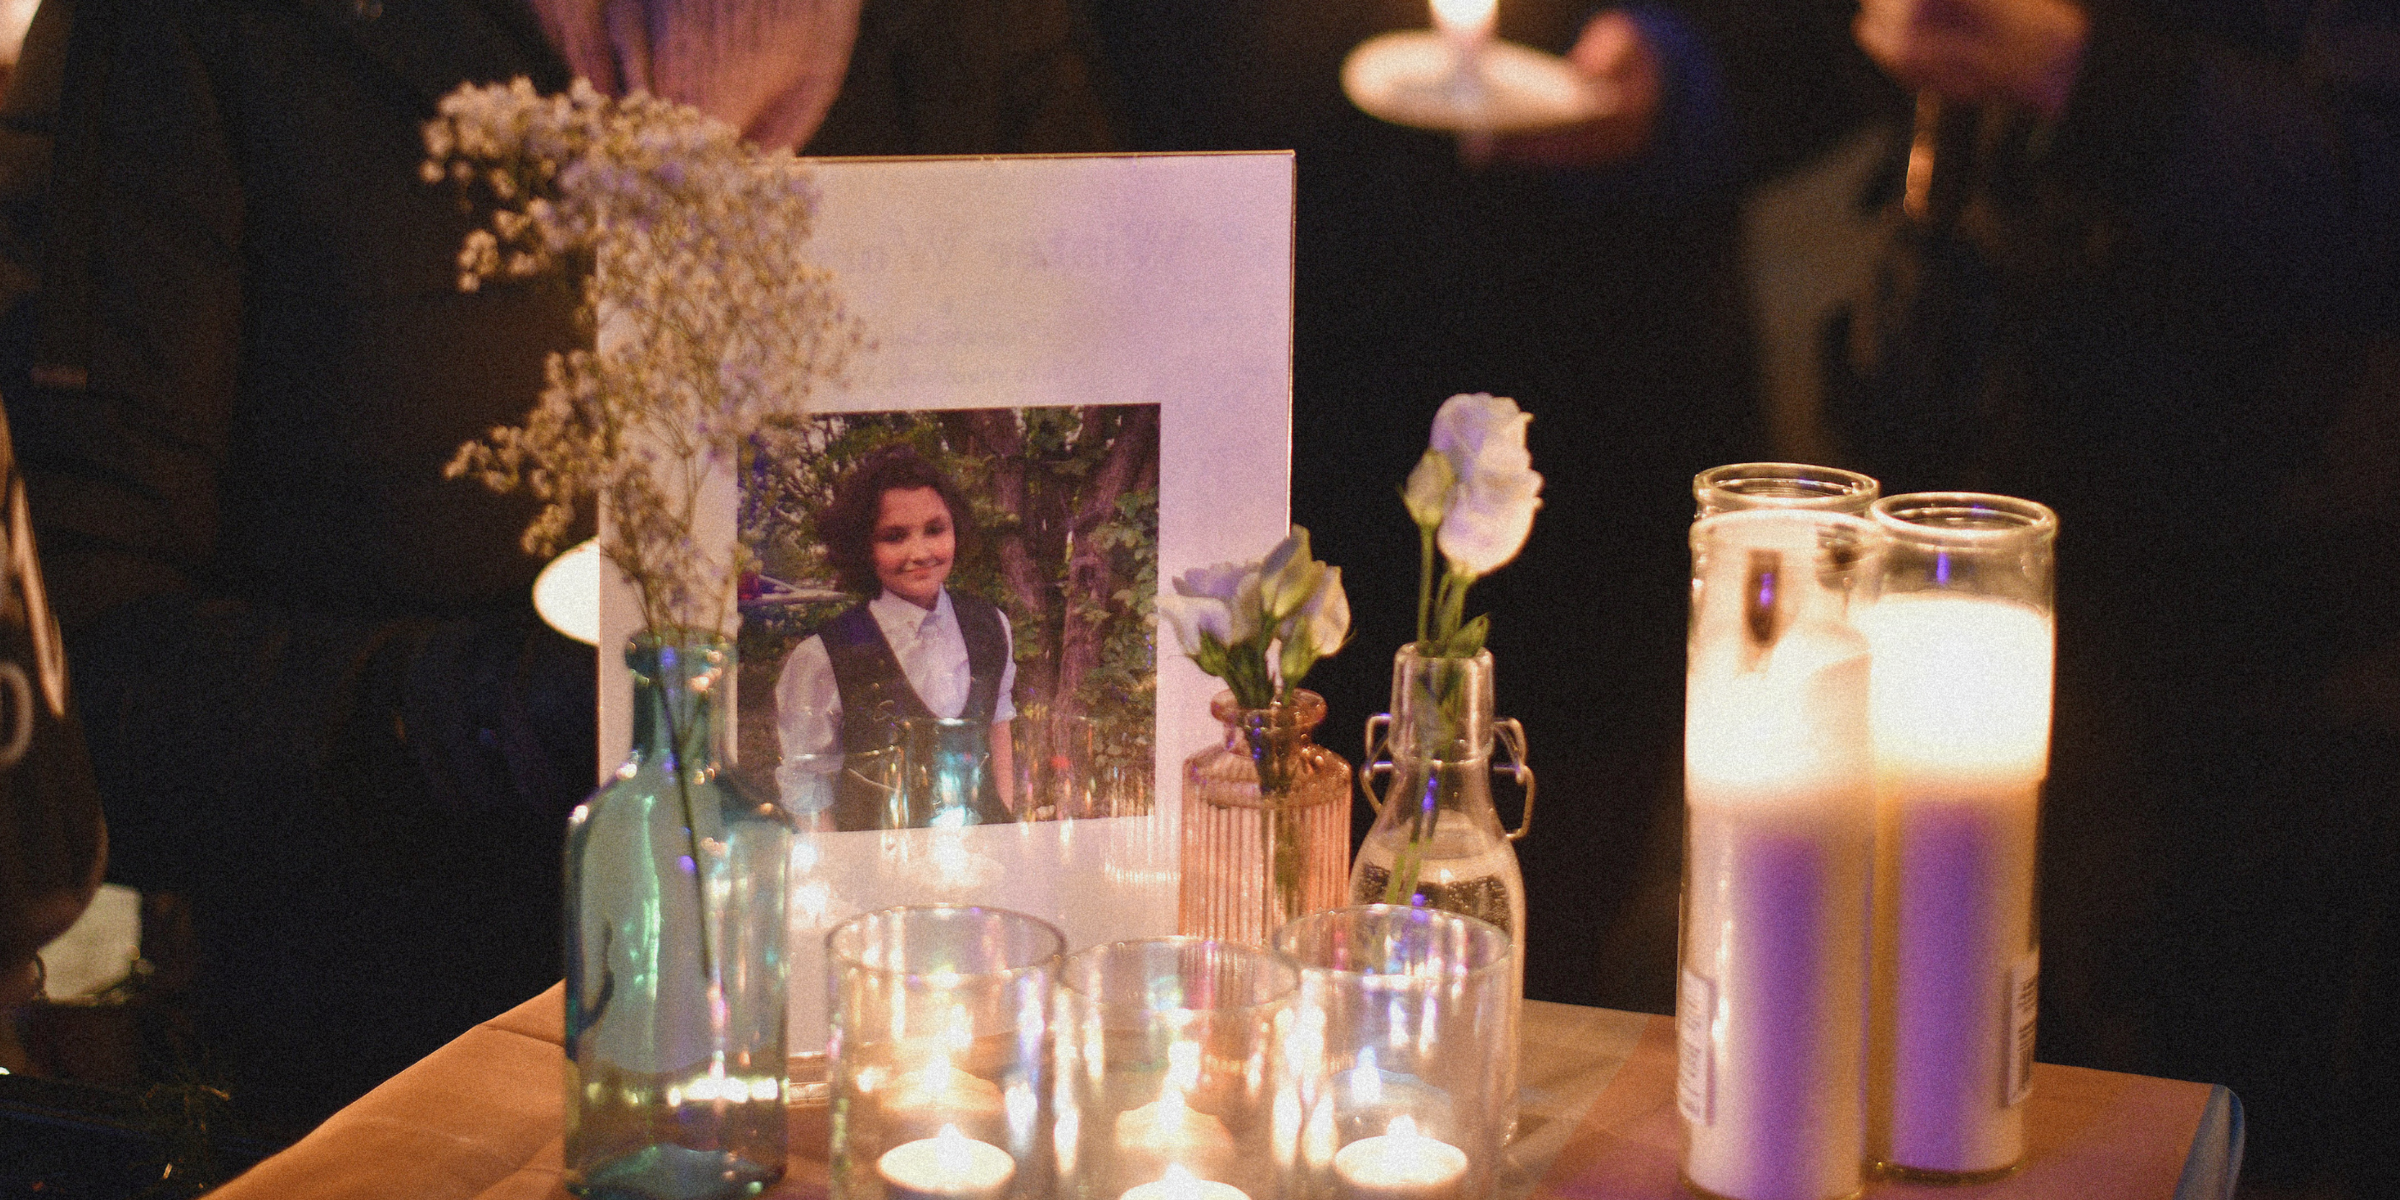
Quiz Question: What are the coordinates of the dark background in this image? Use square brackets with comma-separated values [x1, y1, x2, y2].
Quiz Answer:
[1085, 0, 1890, 1016]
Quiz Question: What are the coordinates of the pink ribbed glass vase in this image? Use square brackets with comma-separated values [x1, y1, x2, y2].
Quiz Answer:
[1177, 690, 1352, 947]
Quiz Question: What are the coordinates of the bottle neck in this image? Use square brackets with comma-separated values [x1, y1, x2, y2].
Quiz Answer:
[1389, 647, 1495, 763]
[626, 635, 729, 772]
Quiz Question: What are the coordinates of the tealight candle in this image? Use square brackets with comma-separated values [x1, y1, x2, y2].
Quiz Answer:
[1120, 1163, 1250, 1200]
[1331, 1117, 1468, 1200]
[1114, 1087, 1237, 1176]
[879, 1124, 1016, 1200]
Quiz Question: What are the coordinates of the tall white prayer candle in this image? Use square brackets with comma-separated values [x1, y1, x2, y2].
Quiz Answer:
[1681, 509, 1881, 1200]
[1862, 593, 2051, 1178]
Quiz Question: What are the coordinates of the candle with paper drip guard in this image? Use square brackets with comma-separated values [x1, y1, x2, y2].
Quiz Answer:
[1332, 1116, 1469, 1200]
[1861, 493, 2058, 1181]
[1680, 512, 1880, 1200]
[879, 1124, 1017, 1200]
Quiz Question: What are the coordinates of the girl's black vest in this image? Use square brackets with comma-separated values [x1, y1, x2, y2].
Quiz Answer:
[820, 592, 1009, 829]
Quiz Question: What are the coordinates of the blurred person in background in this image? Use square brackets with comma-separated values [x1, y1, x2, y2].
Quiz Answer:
[0, 0, 1108, 1135]
[1490, 0, 2400, 1191]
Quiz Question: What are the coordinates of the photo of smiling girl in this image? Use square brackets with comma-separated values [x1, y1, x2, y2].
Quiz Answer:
[774, 446, 1017, 830]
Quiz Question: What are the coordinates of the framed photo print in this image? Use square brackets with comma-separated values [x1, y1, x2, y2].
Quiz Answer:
[595, 152, 1297, 1049]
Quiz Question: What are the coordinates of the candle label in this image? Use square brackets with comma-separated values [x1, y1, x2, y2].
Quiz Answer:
[1676, 969, 1714, 1124]
[2006, 950, 2039, 1107]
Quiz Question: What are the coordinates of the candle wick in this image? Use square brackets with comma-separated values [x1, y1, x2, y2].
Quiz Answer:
[1744, 550, 1784, 653]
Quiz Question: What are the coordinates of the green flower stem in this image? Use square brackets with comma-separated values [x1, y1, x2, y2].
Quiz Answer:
[1416, 524, 1438, 645]
[1377, 653, 1470, 906]
[1242, 715, 1306, 928]
[653, 640, 719, 990]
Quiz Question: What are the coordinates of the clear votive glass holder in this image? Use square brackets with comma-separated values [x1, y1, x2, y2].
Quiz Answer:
[1862, 493, 2056, 1182]
[829, 905, 1066, 1200]
[1054, 938, 1299, 1200]
[1272, 905, 1514, 1200]
[1693, 462, 1881, 519]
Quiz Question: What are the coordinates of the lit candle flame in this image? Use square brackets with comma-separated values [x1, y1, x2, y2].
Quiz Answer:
[1430, 0, 1495, 39]
[1166, 1040, 1202, 1092]
[1386, 1115, 1421, 1139]
[1158, 1164, 1205, 1200]
[934, 1124, 975, 1170]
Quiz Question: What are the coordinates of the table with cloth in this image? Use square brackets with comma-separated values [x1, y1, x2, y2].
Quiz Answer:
[202, 986, 2243, 1200]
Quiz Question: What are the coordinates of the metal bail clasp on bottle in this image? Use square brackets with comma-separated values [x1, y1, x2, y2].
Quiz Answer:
[1353, 646, 1534, 923]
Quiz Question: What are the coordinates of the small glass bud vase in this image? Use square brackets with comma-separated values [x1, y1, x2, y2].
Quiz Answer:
[565, 631, 791, 1200]
[1349, 647, 1530, 1006]
[1178, 690, 1354, 948]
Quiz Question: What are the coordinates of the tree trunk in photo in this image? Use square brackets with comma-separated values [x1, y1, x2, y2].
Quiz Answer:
[1053, 405, 1158, 725]
[940, 409, 1065, 717]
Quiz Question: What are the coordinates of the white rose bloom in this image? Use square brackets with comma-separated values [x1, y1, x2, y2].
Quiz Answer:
[1429, 393, 1542, 578]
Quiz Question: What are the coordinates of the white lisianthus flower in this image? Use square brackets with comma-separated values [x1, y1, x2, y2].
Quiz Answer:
[1170, 561, 1263, 645]
[1163, 529, 1346, 709]
[1277, 564, 1351, 684]
[1298, 565, 1349, 657]
[1428, 393, 1543, 578]
[1257, 527, 1327, 622]
[1156, 592, 1236, 658]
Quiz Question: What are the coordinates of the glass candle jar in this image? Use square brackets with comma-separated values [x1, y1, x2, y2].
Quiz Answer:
[1053, 938, 1298, 1200]
[1272, 905, 1514, 1200]
[828, 905, 1066, 1200]
[1682, 509, 1884, 1200]
[1861, 493, 2056, 1182]
[1693, 462, 1881, 519]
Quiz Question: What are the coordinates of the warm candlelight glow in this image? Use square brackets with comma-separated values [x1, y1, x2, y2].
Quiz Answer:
[1331, 1117, 1470, 1200]
[1429, 0, 1495, 41]
[885, 1046, 1007, 1145]
[1114, 1087, 1236, 1160]
[1863, 595, 2051, 780]
[1682, 512, 1876, 1200]
[878, 1124, 1017, 1200]
[1863, 592, 2051, 1176]
[1113, 1039, 1236, 1180]
[1119, 1163, 1250, 1200]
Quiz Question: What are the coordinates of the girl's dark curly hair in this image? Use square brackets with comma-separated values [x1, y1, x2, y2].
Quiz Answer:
[820, 446, 974, 598]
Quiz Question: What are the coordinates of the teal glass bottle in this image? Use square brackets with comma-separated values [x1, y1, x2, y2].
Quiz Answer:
[566, 632, 791, 1200]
